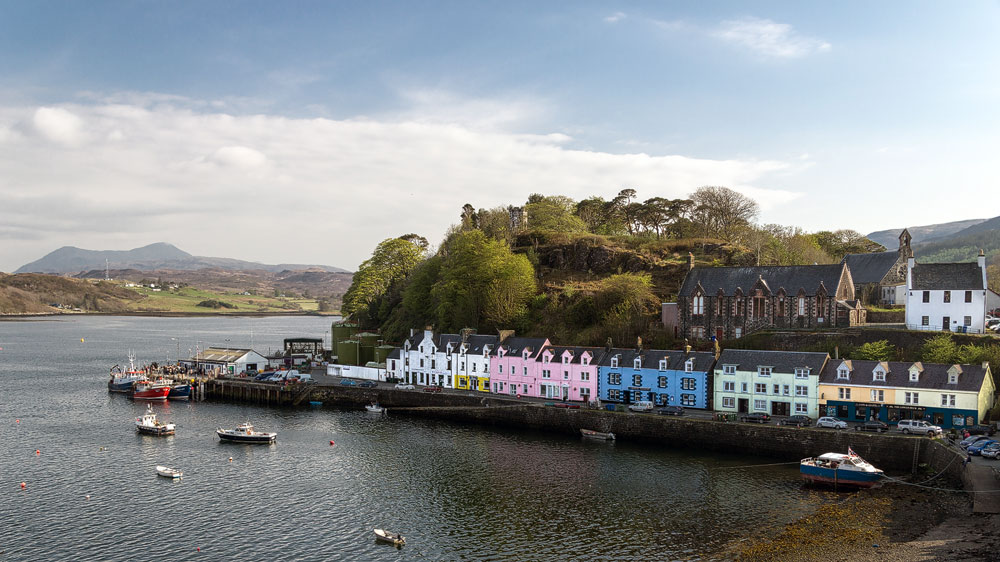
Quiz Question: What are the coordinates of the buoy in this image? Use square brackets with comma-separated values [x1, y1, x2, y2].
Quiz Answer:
[35, 450, 40, 455]
[80, 338, 84, 342]
[329, 440, 335, 445]
[15, 419, 19, 423]
[197, 547, 201, 552]
[228, 457, 233, 462]
[85, 495, 90, 500]
[20, 482, 25, 489]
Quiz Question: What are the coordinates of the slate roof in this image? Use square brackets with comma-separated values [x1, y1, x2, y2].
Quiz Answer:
[678, 264, 847, 297]
[818, 359, 989, 392]
[597, 348, 717, 372]
[386, 348, 401, 360]
[715, 349, 829, 374]
[911, 262, 985, 290]
[493, 337, 549, 358]
[461, 334, 499, 354]
[538, 346, 608, 365]
[842, 251, 900, 285]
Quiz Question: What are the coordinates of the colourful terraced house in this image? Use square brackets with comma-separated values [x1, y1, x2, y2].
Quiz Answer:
[598, 346, 716, 409]
[534, 346, 604, 402]
[452, 333, 499, 392]
[818, 359, 996, 429]
[713, 349, 830, 418]
[489, 337, 550, 398]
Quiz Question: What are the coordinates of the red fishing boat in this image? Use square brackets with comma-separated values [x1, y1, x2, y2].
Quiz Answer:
[132, 379, 171, 401]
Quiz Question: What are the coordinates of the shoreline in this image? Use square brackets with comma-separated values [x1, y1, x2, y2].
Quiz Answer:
[0, 311, 341, 321]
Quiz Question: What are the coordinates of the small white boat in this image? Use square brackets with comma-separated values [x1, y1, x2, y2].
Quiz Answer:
[580, 429, 616, 440]
[365, 403, 385, 414]
[156, 465, 182, 479]
[374, 528, 405, 546]
[135, 404, 175, 436]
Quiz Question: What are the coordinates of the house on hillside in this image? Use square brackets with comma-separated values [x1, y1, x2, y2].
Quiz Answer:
[842, 228, 912, 305]
[818, 359, 995, 429]
[905, 251, 990, 333]
[598, 345, 716, 409]
[712, 349, 829, 418]
[676, 258, 864, 341]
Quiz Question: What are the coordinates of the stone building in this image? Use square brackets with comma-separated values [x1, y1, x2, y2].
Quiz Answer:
[841, 228, 912, 305]
[677, 259, 864, 341]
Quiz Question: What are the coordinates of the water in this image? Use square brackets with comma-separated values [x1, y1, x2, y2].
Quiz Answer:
[0, 316, 839, 561]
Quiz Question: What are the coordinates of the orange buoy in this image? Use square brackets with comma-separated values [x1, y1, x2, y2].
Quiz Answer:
[35, 450, 40, 455]
[15, 419, 20, 423]
[20, 482, 26, 489]
[228, 457, 233, 462]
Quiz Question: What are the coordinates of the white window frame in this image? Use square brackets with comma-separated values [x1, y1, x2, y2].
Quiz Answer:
[838, 387, 851, 400]
[723, 381, 735, 392]
[754, 383, 767, 394]
[723, 365, 736, 375]
[795, 385, 807, 397]
[758, 366, 772, 377]
[941, 394, 956, 407]
[794, 368, 808, 379]
[794, 402, 808, 414]
[753, 399, 767, 411]
[870, 389, 884, 402]
[722, 396, 735, 408]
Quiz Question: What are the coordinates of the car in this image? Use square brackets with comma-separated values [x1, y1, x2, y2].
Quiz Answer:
[856, 420, 889, 433]
[816, 416, 848, 429]
[968, 439, 998, 456]
[784, 415, 812, 427]
[657, 405, 685, 416]
[254, 371, 276, 381]
[896, 419, 943, 436]
[981, 443, 1000, 459]
[628, 401, 655, 413]
[960, 435, 992, 449]
[358, 381, 377, 388]
[741, 412, 771, 424]
[394, 383, 415, 390]
[339, 378, 357, 386]
[965, 424, 996, 436]
[422, 385, 443, 393]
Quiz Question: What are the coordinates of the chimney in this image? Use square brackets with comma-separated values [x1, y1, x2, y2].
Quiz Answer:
[636, 336, 643, 352]
[688, 252, 695, 270]
[684, 338, 691, 354]
[834, 346, 839, 360]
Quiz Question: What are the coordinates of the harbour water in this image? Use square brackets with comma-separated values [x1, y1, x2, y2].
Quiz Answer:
[0, 316, 840, 561]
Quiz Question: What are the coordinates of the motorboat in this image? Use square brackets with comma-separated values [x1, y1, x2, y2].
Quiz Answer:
[135, 404, 175, 436]
[365, 403, 385, 414]
[374, 528, 405, 546]
[168, 383, 192, 400]
[580, 429, 616, 441]
[800, 448, 883, 489]
[217, 421, 276, 444]
[132, 379, 171, 401]
[156, 465, 182, 479]
[108, 351, 147, 393]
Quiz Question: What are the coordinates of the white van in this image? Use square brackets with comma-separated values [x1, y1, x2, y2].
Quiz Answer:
[628, 401, 655, 413]
[896, 419, 942, 436]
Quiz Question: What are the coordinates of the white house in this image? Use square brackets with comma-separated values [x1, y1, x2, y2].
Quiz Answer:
[905, 251, 989, 333]
[401, 328, 461, 388]
[450, 333, 499, 393]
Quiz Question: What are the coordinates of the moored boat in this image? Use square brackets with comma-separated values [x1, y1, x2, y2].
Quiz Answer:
[217, 421, 276, 444]
[365, 402, 385, 414]
[132, 379, 171, 401]
[580, 428, 616, 440]
[156, 465, 182, 478]
[168, 383, 192, 400]
[374, 528, 405, 546]
[108, 352, 147, 393]
[135, 404, 175, 436]
[800, 448, 883, 489]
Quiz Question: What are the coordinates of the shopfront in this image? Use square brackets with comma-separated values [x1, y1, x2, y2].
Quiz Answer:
[822, 400, 980, 429]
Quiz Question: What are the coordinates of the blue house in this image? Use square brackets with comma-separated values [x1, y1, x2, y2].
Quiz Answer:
[597, 347, 716, 409]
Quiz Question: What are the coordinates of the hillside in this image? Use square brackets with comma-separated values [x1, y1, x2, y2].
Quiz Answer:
[866, 219, 986, 249]
[15, 243, 350, 274]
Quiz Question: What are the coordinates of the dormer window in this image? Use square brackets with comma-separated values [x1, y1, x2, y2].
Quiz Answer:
[949, 373, 958, 384]
[543, 355, 550, 363]
[794, 367, 808, 379]
[723, 365, 736, 375]
[873, 368, 886, 382]
[582, 355, 590, 366]
[633, 358, 641, 370]
[611, 356, 619, 368]
[522, 350, 530, 360]
[758, 366, 772, 377]
[837, 368, 849, 380]
[685, 359, 694, 373]
[562, 354, 569, 364]
[909, 369, 919, 382]
[659, 359, 667, 371]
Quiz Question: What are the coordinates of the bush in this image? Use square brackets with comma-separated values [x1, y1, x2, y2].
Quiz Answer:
[196, 299, 236, 309]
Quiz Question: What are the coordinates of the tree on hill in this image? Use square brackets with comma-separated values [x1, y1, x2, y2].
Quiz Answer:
[341, 236, 427, 321]
[691, 186, 759, 242]
[853, 340, 895, 361]
[814, 230, 885, 261]
[525, 195, 586, 233]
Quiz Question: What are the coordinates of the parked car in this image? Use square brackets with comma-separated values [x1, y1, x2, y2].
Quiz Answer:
[960, 435, 993, 449]
[394, 383, 415, 390]
[422, 385, 443, 393]
[856, 420, 889, 433]
[896, 419, 943, 436]
[741, 412, 771, 424]
[784, 415, 812, 427]
[965, 424, 996, 436]
[657, 405, 685, 416]
[358, 381, 377, 388]
[254, 371, 276, 381]
[816, 416, 848, 429]
[628, 401, 655, 413]
[969, 439, 998, 456]
[980, 443, 1000, 459]
[339, 378, 357, 386]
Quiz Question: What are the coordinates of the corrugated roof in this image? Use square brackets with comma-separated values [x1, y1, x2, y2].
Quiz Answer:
[842, 251, 900, 284]
[819, 359, 988, 392]
[716, 349, 829, 374]
[678, 264, 846, 297]
[911, 262, 984, 290]
[197, 347, 254, 362]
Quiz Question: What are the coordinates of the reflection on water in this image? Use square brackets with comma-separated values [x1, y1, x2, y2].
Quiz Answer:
[0, 317, 838, 561]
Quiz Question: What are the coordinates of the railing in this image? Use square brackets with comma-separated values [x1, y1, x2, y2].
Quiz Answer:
[906, 324, 985, 334]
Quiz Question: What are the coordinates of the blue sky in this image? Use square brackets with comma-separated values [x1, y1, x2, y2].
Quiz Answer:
[2, 1, 999, 272]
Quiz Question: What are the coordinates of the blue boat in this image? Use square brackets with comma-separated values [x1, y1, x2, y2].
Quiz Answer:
[168, 384, 192, 400]
[800, 448, 883, 489]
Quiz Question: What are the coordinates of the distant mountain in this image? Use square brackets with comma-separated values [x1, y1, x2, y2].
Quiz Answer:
[15, 243, 351, 274]
[912, 214, 1000, 265]
[866, 219, 987, 250]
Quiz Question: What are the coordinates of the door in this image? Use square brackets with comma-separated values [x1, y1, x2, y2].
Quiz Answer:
[943, 317, 950, 331]
[771, 402, 789, 416]
[738, 398, 749, 413]
[716, 327, 724, 340]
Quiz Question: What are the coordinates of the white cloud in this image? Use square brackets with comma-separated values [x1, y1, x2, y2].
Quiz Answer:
[604, 12, 626, 24]
[0, 97, 794, 272]
[713, 17, 831, 59]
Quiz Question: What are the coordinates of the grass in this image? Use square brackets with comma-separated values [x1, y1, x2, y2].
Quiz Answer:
[126, 286, 321, 314]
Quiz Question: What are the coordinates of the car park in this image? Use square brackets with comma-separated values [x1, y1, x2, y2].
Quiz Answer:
[816, 416, 848, 429]
[784, 415, 812, 427]
[968, 439, 998, 456]
[980, 443, 1000, 459]
[657, 405, 685, 416]
[339, 378, 357, 386]
[856, 420, 889, 433]
[358, 381, 377, 388]
[741, 412, 771, 424]
[896, 419, 943, 436]
[394, 383, 415, 390]
[960, 435, 992, 449]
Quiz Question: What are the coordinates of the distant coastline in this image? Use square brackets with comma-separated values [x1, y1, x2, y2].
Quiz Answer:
[0, 311, 341, 321]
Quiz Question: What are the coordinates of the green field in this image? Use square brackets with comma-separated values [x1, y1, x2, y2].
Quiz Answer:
[127, 286, 332, 314]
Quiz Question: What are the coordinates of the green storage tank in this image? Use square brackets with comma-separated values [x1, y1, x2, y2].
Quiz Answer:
[374, 344, 395, 364]
[336, 339, 359, 366]
[331, 322, 358, 348]
[357, 332, 379, 366]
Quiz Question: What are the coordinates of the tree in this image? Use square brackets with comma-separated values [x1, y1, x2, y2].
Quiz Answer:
[921, 334, 958, 364]
[690, 186, 760, 242]
[814, 230, 886, 261]
[460, 204, 478, 230]
[593, 273, 659, 343]
[854, 340, 895, 361]
[341, 236, 427, 320]
[525, 195, 586, 233]
[475, 206, 515, 245]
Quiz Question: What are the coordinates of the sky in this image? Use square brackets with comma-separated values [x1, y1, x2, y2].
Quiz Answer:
[2, 1, 999, 273]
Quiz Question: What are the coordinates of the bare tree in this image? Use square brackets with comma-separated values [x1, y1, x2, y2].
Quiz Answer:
[690, 186, 760, 242]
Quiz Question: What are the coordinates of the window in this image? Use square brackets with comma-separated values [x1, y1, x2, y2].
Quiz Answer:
[870, 389, 884, 402]
[964, 316, 972, 327]
[722, 396, 735, 408]
[580, 387, 590, 398]
[522, 384, 529, 394]
[773, 384, 780, 395]
[419, 358, 425, 368]
[658, 393, 670, 405]
[904, 392, 919, 404]
[816, 295, 825, 321]
[658, 376, 667, 388]
[795, 385, 808, 397]
[498, 364, 504, 374]
[723, 365, 736, 375]
[723, 381, 735, 392]
[733, 327, 742, 339]
[580, 371, 590, 381]
[754, 399, 767, 411]
[966, 290, 973, 303]
[563, 370, 569, 380]
[659, 359, 667, 371]
[608, 389, 621, 401]
[460, 362, 465, 371]
[607, 373, 621, 385]
[782, 384, 790, 395]
[680, 394, 696, 406]
[794, 368, 808, 379]
[509, 385, 517, 396]
[741, 382, 749, 393]
[922, 291, 930, 303]
[943, 290, 951, 303]
[611, 357, 619, 368]
[921, 316, 929, 326]
[632, 374, 642, 386]
[949, 372, 958, 384]
[755, 383, 767, 394]
[691, 326, 705, 339]
[758, 366, 772, 377]
[542, 370, 551, 379]
[715, 298, 723, 315]
[562, 355, 568, 364]
[472, 363, 477, 372]
[795, 403, 808, 414]
[523, 367, 527, 376]
[543, 355, 550, 364]
[941, 394, 956, 407]
[839, 388, 851, 400]
[681, 378, 696, 390]
[581, 356, 590, 366]
[685, 359, 694, 373]
[633, 358, 642, 370]
[837, 367, 849, 379]
[736, 299, 744, 316]
[873, 369, 886, 382]
[431, 359, 436, 369]
[777, 299, 785, 317]
[692, 295, 704, 315]
[797, 297, 805, 316]
[909, 370, 919, 382]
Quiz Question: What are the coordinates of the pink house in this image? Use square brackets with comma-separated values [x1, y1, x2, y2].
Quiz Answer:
[536, 346, 604, 402]
[490, 337, 549, 398]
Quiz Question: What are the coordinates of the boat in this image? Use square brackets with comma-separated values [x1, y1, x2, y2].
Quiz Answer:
[373, 528, 405, 546]
[168, 383, 192, 400]
[132, 379, 171, 401]
[135, 404, 175, 436]
[580, 428, 616, 440]
[216, 421, 277, 444]
[108, 352, 147, 393]
[800, 448, 884, 489]
[365, 403, 385, 414]
[156, 465, 182, 478]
